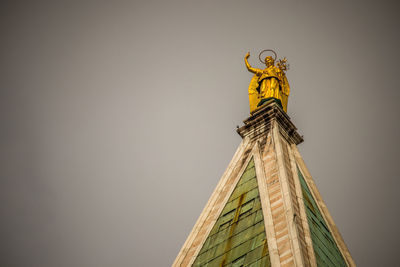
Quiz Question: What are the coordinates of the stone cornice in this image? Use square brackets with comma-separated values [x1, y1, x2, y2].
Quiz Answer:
[237, 100, 304, 145]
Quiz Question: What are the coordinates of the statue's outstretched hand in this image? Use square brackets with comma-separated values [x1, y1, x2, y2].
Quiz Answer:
[245, 52, 250, 59]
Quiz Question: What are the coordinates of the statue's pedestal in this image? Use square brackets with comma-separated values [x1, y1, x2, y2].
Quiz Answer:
[238, 100, 303, 146]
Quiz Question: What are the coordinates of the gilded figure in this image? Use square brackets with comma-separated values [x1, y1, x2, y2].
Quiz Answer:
[244, 50, 290, 113]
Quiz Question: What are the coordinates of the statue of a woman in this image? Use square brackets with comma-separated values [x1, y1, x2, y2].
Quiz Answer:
[244, 51, 290, 113]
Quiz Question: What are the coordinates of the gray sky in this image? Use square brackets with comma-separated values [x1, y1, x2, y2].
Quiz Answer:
[1, 1, 399, 266]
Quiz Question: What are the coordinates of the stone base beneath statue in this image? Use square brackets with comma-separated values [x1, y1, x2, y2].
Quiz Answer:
[238, 99, 303, 146]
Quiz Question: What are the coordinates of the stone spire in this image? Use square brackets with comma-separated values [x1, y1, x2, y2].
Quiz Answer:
[173, 100, 355, 267]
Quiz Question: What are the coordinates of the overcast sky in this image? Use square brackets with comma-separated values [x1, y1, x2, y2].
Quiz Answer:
[1, 1, 399, 266]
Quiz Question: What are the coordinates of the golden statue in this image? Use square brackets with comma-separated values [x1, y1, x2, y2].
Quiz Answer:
[244, 49, 290, 113]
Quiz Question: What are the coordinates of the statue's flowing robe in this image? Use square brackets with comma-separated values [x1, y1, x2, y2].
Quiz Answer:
[248, 66, 290, 112]
[248, 75, 261, 113]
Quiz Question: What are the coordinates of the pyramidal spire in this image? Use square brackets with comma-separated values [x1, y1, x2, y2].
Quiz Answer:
[173, 52, 355, 267]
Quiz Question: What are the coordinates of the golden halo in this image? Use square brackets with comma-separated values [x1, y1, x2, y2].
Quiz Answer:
[258, 49, 277, 64]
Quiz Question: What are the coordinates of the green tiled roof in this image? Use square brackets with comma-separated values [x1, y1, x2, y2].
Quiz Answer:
[297, 167, 347, 267]
[192, 158, 270, 267]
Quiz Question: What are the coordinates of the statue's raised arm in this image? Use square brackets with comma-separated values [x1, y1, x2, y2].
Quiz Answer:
[244, 52, 262, 74]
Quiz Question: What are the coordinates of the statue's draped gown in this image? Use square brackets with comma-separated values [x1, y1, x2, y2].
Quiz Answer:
[248, 65, 290, 113]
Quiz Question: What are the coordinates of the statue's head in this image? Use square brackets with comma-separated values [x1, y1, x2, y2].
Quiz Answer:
[265, 56, 275, 67]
